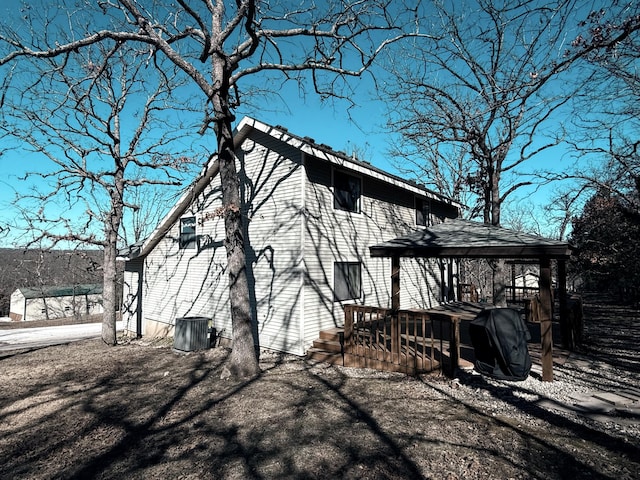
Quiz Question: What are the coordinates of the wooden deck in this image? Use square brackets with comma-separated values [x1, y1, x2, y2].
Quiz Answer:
[307, 302, 572, 377]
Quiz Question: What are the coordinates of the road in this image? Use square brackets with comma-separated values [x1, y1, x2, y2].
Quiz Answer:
[0, 321, 124, 351]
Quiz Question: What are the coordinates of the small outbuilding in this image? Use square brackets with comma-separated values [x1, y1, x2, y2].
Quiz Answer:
[9, 283, 103, 322]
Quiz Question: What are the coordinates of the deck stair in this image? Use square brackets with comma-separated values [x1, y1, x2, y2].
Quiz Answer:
[306, 327, 345, 366]
[307, 326, 452, 374]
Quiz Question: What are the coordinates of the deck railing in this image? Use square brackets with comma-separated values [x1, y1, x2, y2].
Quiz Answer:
[458, 283, 540, 303]
[343, 305, 460, 376]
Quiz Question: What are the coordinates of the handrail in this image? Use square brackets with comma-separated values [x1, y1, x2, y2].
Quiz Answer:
[343, 305, 460, 377]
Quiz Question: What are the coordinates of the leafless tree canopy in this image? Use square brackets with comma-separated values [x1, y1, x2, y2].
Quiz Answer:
[1, 43, 202, 246]
[383, 0, 639, 227]
[542, 2, 640, 229]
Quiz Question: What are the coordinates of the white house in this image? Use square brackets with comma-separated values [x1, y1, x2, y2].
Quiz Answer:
[9, 283, 103, 322]
[120, 117, 461, 356]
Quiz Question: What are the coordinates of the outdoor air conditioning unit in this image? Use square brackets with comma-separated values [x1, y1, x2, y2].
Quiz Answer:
[173, 316, 211, 352]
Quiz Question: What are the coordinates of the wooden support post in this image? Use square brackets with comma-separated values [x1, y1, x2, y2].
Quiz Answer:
[391, 255, 400, 312]
[439, 259, 446, 303]
[448, 315, 460, 378]
[391, 256, 400, 363]
[539, 258, 554, 381]
[447, 259, 455, 301]
[557, 259, 572, 350]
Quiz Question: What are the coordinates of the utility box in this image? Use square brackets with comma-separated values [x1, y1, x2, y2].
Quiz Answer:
[173, 316, 211, 352]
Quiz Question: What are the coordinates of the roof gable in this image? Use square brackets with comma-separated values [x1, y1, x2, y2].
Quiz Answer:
[234, 117, 460, 206]
[122, 116, 461, 260]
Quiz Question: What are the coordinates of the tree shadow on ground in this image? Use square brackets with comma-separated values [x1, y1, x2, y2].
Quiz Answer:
[1, 331, 639, 479]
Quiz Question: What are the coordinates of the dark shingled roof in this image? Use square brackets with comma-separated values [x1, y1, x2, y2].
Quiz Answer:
[369, 219, 572, 259]
[19, 283, 103, 300]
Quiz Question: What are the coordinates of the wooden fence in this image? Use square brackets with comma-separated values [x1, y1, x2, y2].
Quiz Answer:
[343, 305, 461, 376]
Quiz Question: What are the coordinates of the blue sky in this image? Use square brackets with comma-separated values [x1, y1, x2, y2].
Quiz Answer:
[0, 0, 616, 247]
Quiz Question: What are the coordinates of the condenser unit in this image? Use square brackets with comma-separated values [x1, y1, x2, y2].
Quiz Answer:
[173, 316, 211, 352]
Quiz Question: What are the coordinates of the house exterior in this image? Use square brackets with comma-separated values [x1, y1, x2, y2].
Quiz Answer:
[9, 283, 103, 322]
[513, 269, 539, 288]
[120, 117, 460, 356]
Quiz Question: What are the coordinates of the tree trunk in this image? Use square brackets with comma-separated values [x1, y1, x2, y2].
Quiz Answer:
[211, 53, 260, 377]
[489, 163, 507, 306]
[102, 177, 124, 346]
[102, 239, 118, 345]
[492, 258, 508, 307]
[216, 116, 260, 378]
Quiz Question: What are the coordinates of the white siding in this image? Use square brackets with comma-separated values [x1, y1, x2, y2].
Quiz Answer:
[122, 260, 143, 334]
[301, 156, 442, 349]
[140, 184, 228, 336]
[137, 130, 306, 353]
[131, 123, 456, 356]
[9, 290, 25, 321]
[239, 130, 305, 353]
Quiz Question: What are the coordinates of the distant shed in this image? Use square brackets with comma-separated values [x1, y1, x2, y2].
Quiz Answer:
[9, 284, 103, 322]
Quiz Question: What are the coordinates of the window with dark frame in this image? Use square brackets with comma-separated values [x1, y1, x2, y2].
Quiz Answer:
[333, 170, 361, 213]
[179, 216, 197, 249]
[415, 197, 430, 226]
[334, 261, 362, 302]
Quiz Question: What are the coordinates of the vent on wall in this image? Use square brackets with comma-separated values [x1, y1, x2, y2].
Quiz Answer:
[173, 316, 211, 351]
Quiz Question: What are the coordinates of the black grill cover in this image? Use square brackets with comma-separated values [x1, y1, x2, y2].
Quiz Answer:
[469, 308, 532, 381]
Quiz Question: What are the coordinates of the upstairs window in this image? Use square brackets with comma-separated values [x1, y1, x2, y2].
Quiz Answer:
[416, 197, 431, 226]
[179, 216, 197, 249]
[333, 170, 361, 213]
[334, 261, 362, 302]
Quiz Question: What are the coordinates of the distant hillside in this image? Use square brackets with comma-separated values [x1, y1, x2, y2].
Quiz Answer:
[0, 249, 103, 316]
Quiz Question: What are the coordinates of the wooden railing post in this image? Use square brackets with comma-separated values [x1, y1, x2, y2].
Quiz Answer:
[344, 305, 353, 355]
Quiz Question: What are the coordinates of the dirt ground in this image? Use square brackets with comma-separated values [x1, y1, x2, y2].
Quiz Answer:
[0, 299, 638, 479]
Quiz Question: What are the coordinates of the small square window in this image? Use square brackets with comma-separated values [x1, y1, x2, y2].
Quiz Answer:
[179, 217, 197, 249]
[334, 170, 361, 213]
[416, 198, 430, 226]
[334, 262, 362, 302]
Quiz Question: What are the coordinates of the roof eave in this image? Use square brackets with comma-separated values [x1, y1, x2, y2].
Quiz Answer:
[369, 245, 573, 259]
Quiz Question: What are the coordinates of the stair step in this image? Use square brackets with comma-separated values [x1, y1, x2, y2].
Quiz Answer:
[307, 348, 344, 366]
[320, 327, 344, 342]
[312, 338, 343, 353]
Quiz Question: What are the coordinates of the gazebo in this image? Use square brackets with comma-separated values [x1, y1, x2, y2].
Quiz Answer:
[369, 218, 574, 381]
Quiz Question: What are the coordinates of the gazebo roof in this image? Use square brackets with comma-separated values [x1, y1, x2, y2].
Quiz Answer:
[369, 219, 572, 259]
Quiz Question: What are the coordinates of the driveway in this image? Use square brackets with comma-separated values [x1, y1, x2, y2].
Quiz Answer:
[0, 322, 124, 352]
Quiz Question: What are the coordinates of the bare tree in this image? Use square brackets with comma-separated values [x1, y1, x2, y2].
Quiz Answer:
[543, 2, 640, 229]
[1, 0, 420, 377]
[382, 0, 639, 305]
[385, 0, 590, 225]
[122, 178, 185, 245]
[0, 29, 203, 344]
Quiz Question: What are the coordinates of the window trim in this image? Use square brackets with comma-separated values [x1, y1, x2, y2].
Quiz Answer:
[334, 261, 362, 302]
[415, 197, 431, 227]
[179, 216, 197, 249]
[333, 169, 362, 213]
